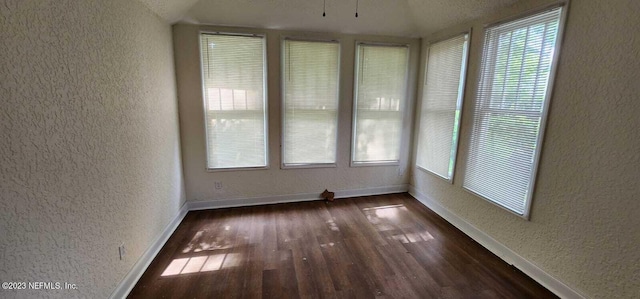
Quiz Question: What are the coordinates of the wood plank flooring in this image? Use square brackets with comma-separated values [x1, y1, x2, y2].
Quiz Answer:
[129, 193, 557, 298]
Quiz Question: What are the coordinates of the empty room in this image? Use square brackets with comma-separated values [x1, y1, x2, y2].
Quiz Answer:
[1, 0, 638, 298]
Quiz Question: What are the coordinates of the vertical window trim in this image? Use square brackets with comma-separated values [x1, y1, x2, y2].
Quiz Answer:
[416, 31, 472, 183]
[199, 31, 270, 172]
[463, 3, 569, 219]
[523, 3, 568, 219]
[280, 36, 341, 169]
[350, 41, 411, 167]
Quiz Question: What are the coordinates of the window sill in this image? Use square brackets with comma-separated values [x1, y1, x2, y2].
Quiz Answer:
[281, 163, 337, 170]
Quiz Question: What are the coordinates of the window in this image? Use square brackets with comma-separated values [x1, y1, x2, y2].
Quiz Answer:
[282, 39, 340, 167]
[464, 6, 565, 217]
[352, 43, 409, 165]
[416, 33, 469, 181]
[200, 33, 268, 169]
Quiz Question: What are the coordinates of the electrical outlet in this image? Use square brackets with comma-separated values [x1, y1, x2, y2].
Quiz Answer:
[214, 181, 222, 190]
[118, 243, 126, 260]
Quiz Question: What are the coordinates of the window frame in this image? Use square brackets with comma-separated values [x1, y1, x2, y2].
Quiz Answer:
[199, 31, 270, 172]
[416, 31, 471, 183]
[350, 41, 411, 167]
[463, 3, 569, 219]
[280, 36, 342, 169]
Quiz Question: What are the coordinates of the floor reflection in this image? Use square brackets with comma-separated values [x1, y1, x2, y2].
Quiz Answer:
[326, 219, 340, 232]
[362, 204, 406, 231]
[182, 230, 235, 253]
[164, 224, 246, 277]
[362, 204, 434, 244]
[319, 242, 336, 248]
[389, 230, 434, 244]
[161, 253, 242, 277]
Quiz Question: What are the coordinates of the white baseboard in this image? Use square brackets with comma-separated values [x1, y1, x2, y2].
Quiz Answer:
[188, 184, 409, 211]
[408, 186, 586, 299]
[335, 184, 409, 199]
[110, 184, 408, 298]
[109, 203, 189, 299]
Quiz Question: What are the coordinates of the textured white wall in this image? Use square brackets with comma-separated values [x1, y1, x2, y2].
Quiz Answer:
[0, 0, 184, 298]
[411, 1, 640, 298]
[174, 25, 419, 203]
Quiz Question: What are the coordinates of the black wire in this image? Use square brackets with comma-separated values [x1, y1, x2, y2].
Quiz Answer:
[323, 0, 326, 17]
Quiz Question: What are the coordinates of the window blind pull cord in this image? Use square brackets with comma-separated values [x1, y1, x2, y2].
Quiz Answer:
[288, 42, 291, 81]
[355, 0, 359, 17]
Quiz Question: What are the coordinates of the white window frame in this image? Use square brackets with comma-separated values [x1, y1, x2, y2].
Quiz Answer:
[350, 41, 411, 167]
[199, 31, 270, 172]
[416, 31, 471, 183]
[280, 36, 341, 169]
[463, 3, 568, 219]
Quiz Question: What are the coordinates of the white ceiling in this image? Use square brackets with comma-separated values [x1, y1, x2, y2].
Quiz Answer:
[139, 0, 524, 37]
[137, 0, 201, 23]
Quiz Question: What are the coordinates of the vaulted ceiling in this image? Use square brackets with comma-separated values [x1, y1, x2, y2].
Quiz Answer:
[139, 0, 524, 37]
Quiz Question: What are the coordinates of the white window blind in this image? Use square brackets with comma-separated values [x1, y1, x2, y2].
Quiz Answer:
[464, 7, 564, 216]
[282, 39, 340, 166]
[352, 44, 409, 164]
[200, 33, 268, 169]
[416, 34, 469, 180]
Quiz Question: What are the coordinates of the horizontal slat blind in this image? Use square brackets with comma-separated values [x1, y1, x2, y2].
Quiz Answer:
[464, 7, 563, 216]
[282, 40, 340, 166]
[200, 34, 267, 169]
[416, 34, 469, 180]
[352, 44, 409, 163]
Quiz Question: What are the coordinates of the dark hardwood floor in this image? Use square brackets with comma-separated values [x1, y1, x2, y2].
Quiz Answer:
[129, 193, 557, 298]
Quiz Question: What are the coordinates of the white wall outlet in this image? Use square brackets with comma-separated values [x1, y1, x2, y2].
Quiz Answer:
[214, 181, 222, 190]
[118, 243, 126, 260]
